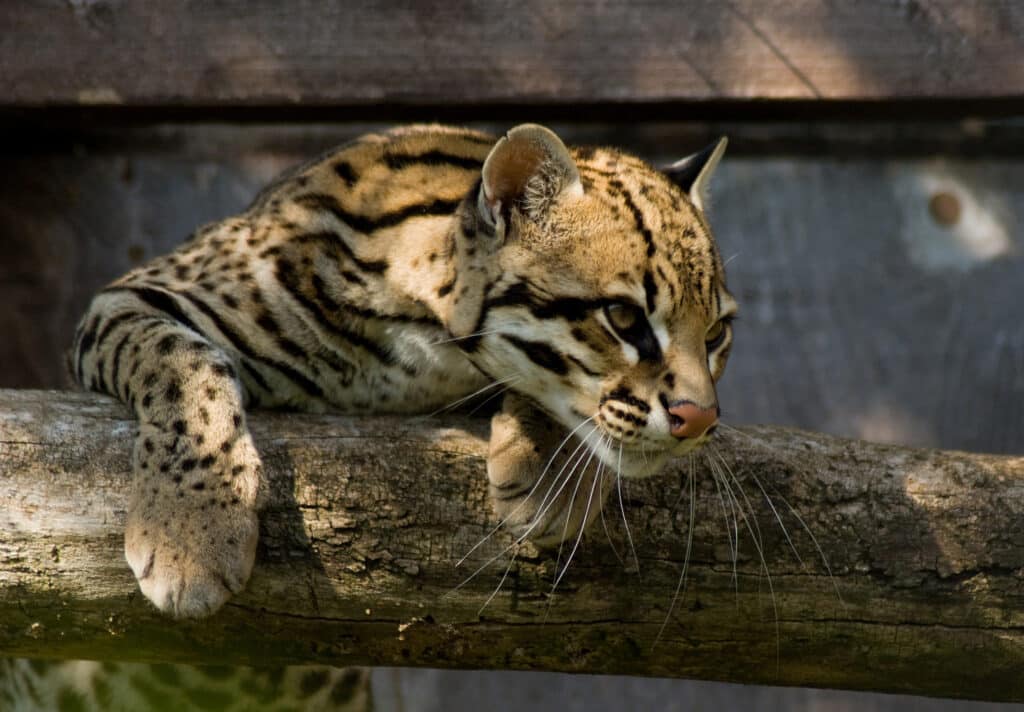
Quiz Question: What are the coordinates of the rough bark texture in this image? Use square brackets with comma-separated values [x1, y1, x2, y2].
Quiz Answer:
[2, 1, 1023, 108]
[1, 389, 1023, 702]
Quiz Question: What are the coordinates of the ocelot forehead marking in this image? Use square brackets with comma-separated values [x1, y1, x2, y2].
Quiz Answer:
[574, 147, 720, 321]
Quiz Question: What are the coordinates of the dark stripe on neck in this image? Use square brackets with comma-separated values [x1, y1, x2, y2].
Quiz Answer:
[274, 259, 409, 373]
[292, 231, 388, 273]
[296, 192, 461, 235]
[384, 150, 483, 172]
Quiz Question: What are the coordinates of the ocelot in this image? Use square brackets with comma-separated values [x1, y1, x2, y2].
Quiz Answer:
[7, 124, 737, 711]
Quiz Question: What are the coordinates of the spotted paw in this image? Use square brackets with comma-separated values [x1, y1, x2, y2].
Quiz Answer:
[488, 395, 611, 548]
[125, 423, 261, 618]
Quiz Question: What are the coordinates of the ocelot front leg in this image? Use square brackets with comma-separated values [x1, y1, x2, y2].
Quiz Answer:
[74, 289, 261, 618]
[487, 393, 613, 549]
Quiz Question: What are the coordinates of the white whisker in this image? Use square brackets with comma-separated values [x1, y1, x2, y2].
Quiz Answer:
[759, 479, 844, 607]
[740, 458, 804, 568]
[541, 441, 601, 622]
[616, 441, 641, 575]
[553, 447, 604, 589]
[707, 450, 780, 667]
[657, 452, 697, 643]
[716, 448, 765, 552]
[551, 444, 599, 588]
[707, 454, 740, 602]
[429, 329, 502, 346]
[455, 416, 595, 567]
[716, 422, 842, 604]
[478, 545, 519, 616]
[426, 374, 520, 417]
[448, 424, 602, 595]
[446, 451, 580, 596]
[466, 381, 518, 416]
[597, 459, 625, 567]
[525, 425, 600, 542]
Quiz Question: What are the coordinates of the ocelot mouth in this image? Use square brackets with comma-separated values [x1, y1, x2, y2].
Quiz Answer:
[587, 438, 668, 480]
[591, 430, 716, 480]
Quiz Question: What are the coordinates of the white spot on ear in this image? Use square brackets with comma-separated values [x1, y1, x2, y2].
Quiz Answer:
[689, 138, 727, 213]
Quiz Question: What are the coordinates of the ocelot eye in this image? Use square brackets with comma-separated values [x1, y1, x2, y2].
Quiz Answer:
[604, 303, 643, 335]
[705, 318, 731, 351]
[603, 302, 662, 361]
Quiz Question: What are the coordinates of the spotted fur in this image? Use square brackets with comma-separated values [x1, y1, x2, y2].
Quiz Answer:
[70, 123, 736, 619]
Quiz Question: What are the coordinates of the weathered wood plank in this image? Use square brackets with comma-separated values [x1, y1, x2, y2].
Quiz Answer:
[2, 123, 1022, 454]
[2, 1, 1023, 109]
[1, 390, 1023, 701]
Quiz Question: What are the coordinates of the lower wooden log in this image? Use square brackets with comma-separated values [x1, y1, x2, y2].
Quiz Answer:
[1, 390, 1022, 701]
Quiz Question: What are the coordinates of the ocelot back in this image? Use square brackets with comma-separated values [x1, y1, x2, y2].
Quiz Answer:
[70, 123, 737, 619]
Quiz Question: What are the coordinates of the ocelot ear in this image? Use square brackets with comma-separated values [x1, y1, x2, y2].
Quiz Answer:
[478, 124, 584, 233]
[663, 137, 728, 213]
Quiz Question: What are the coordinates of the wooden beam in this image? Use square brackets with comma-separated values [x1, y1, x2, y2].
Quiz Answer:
[2, 2, 1023, 110]
[2, 390, 1023, 701]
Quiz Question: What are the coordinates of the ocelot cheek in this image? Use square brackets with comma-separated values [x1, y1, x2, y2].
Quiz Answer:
[499, 333, 573, 381]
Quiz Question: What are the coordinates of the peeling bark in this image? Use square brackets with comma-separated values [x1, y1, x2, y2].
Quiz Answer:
[1, 390, 1023, 702]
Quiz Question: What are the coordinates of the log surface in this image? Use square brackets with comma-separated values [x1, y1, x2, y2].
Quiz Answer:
[2, 1, 1023, 108]
[1, 390, 1023, 701]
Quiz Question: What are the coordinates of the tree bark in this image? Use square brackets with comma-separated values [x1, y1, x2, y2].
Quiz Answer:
[1, 389, 1022, 702]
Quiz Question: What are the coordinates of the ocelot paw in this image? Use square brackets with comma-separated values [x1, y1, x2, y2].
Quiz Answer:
[125, 423, 261, 618]
[488, 395, 611, 548]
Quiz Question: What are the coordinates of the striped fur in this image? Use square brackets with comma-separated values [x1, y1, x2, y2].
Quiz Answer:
[71, 123, 736, 619]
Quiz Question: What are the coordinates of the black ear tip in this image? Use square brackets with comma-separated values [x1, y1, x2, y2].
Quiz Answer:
[662, 138, 726, 193]
[691, 139, 721, 164]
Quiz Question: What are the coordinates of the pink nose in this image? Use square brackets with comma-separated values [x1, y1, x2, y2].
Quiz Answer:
[668, 401, 719, 439]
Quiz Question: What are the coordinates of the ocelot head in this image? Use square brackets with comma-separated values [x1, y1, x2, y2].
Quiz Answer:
[448, 124, 737, 478]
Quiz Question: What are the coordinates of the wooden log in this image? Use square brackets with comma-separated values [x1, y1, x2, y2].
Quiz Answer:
[2, 1, 1023, 109]
[1, 389, 1023, 702]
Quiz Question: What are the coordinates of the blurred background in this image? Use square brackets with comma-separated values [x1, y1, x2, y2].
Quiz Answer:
[2, 1, 1022, 709]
